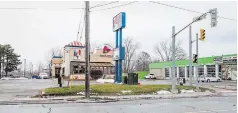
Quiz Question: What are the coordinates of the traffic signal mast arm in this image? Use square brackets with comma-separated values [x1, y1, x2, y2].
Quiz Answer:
[174, 11, 210, 37]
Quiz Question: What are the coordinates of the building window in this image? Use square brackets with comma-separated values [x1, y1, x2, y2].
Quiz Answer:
[165, 68, 170, 77]
[169, 67, 177, 77]
[198, 65, 204, 77]
[73, 65, 79, 74]
[207, 65, 215, 77]
[179, 67, 185, 77]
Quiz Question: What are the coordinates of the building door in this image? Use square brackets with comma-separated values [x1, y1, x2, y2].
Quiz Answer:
[55, 68, 61, 78]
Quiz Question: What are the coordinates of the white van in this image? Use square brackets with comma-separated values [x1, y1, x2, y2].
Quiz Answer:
[199, 74, 221, 82]
[144, 74, 156, 79]
[39, 73, 49, 79]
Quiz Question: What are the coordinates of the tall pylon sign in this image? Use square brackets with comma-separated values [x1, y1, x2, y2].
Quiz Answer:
[113, 12, 126, 83]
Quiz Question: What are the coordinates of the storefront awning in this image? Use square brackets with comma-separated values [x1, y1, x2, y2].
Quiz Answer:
[75, 62, 114, 67]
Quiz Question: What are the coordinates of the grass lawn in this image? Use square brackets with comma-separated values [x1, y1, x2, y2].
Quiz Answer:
[43, 84, 211, 96]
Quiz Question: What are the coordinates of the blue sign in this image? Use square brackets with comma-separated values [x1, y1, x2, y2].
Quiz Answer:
[120, 47, 125, 60]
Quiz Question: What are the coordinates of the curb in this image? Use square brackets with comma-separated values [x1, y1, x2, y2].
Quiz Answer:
[0, 92, 219, 105]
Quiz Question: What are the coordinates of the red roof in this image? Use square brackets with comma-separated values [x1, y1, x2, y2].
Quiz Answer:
[66, 41, 84, 47]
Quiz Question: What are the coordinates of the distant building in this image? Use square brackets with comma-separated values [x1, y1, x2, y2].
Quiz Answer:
[149, 54, 237, 80]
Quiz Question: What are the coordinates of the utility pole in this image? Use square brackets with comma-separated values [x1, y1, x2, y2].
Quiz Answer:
[24, 59, 26, 77]
[171, 26, 176, 91]
[189, 26, 193, 86]
[196, 33, 199, 90]
[85, 1, 90, 98]
[31, 62, 33, 76]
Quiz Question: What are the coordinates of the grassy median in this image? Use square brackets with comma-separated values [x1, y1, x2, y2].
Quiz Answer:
[43, 84, 210, 96]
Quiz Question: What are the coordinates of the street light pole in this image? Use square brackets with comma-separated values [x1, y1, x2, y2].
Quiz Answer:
[196, 33, 199, 90]
[189, 26, 193, 86]
[24, 59, 26, 77]
[171, 26, 176, 91]
[85, 1, 90, 98]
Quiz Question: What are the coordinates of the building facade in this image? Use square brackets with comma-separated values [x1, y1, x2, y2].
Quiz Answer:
[149, 54, 237, 80]
[51, 41, 115, 79]
[51, 56, 63, 78]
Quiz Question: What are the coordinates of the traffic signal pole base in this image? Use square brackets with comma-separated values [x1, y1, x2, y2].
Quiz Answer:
[195, 88, 201, 92]
[171, 89, 179, 94]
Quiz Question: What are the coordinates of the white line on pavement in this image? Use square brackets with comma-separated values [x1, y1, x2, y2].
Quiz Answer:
[185, 109, 237, 113]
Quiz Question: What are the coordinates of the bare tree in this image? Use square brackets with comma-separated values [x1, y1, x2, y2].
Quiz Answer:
[45, 47, 63, 77]
[136, 51, 152, 71]
[123, 37, 140, 73]
[154, 39, 187, 62]
[37, 61, 43, 74]
[45, 47, 63, 62]
[90, 41, 102, 53]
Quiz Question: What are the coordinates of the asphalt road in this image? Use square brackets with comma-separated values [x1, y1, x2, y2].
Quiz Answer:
[0, 79, 236, 101]
[0, 96, 236, 113]
[0, 79, 99, 101]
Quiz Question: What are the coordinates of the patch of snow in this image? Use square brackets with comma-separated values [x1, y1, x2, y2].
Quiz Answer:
[77, 92, 85, 95]
[180, 89, 195, 93]
[121, 90, 132, 94]
[156, 90, 172, 95]
[96, 79, 114, 83]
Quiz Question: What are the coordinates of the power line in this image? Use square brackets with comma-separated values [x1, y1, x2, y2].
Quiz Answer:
[76, 8, 84, 41]
[90, 1, 119, 9]
[0, 8, 84, 10]
[79, 16, 85, 43]
[149, 1, 237, 21]
[91, 1, 107, 7]
[90, 1, 138, 12]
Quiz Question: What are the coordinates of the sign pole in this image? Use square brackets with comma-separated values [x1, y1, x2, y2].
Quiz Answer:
[119, 28, 123, 83]
[115, 31, 119, 83]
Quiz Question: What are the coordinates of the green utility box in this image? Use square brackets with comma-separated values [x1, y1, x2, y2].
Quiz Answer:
[127, 73, 138, 85]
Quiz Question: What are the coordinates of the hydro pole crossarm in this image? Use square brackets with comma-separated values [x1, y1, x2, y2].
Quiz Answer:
[174, 12, 209, 36]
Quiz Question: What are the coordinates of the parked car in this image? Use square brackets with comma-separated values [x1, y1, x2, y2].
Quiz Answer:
[32, 75, 41, 79]
[39, 73, 49, 79]
[199, 74, 221, 82]
[144, 74, 156, 79]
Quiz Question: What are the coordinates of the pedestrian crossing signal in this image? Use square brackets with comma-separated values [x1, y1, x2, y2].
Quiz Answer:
[199, 29, 205, 41]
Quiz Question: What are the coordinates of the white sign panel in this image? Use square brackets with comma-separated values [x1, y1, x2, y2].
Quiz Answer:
[113, 13, 122, 31]
[113, 48, 119, 60]
[113, 12, 125, 32]
[210, 8, 218, 27]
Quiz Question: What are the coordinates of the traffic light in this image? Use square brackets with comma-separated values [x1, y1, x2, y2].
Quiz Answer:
[200, 29, 205, 41]
[193, 54, 198, 63]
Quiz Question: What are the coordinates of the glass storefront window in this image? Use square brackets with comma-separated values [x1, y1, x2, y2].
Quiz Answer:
[169, 67, 177, 77]
[187, 66, 194, 77]
[198, 65, 204, 77]
[207, 65, 215, 77]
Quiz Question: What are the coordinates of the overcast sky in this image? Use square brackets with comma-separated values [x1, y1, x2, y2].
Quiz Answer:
[0, 1, 236, 70]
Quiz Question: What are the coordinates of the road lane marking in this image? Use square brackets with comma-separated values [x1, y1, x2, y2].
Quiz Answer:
[185, 109, 237, 113]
